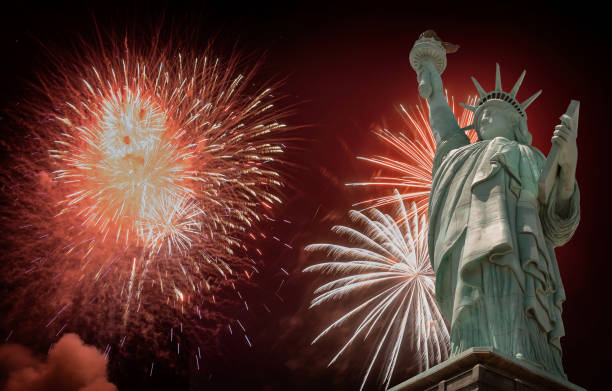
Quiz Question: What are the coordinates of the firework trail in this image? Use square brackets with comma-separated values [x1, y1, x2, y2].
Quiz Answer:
[304, 192, 449, 390]
[0, 34, 292, 363]
[347, 95, 478, 219]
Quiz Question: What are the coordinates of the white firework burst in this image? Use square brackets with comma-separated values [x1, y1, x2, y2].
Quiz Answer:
[304, 192, 449, 390]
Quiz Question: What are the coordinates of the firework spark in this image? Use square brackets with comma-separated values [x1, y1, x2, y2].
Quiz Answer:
[1, 35, 292, 362]
[304, 193, 449, 390]
[348, 95, 477, 218]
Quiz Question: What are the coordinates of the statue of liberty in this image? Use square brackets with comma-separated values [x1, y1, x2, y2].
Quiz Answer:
[410, 30, 580, 379]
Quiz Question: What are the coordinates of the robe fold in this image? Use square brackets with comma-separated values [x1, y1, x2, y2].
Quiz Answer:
[428, 133, 580, 378]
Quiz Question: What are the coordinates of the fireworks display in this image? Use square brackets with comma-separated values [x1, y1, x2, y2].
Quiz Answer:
[0, 33, 292, 366]
[302, 94, 478, 389]
[48, 46, 288, 257]
[304, 192, 449, 390]
[348, 95, 478, 219]
[0, 5, 601, 390]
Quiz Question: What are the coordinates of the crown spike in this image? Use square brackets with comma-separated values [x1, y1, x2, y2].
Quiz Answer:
[471, 77, 487, 98]
[460, 124, 475, 131]
[459, 102, 476, 112]
[520, 90, 542, 110]
[495, 63, 502, 91]
[510, 70, 526, 98]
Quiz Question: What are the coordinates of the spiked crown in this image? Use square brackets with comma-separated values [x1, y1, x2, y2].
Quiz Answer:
[459, 64, 541, 131]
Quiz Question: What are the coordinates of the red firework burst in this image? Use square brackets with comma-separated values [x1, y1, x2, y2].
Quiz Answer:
[0, 31, 293, 363]
[348, 94, 478, 219]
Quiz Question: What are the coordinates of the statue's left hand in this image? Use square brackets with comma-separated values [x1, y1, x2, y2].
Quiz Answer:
[553, 114, 578, 215]
[553, 114, 578, 173]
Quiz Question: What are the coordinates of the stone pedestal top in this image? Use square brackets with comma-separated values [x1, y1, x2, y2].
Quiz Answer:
[389, 347, 586, 391]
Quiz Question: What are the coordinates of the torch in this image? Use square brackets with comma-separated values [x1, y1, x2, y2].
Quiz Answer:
[409, 30, 459, 99]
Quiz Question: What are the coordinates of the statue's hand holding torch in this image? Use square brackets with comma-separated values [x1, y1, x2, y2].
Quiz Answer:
[410, 30, 458, 100]
[416, 59, 443, 100]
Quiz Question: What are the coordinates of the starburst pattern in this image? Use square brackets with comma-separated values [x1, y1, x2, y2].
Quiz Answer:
[0, 37, 292, 361]
[49, 52, 287, 256]
[304, 193, 449, 390]
[348, 95, 477, 219]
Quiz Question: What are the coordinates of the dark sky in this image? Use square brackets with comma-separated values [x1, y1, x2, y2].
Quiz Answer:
[1, 2, 610, 390]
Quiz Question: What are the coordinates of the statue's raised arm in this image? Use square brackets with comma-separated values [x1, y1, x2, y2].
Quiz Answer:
[409, 30, 462, 144]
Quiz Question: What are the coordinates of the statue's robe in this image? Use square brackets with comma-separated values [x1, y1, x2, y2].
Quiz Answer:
[428, 133, 580, 378]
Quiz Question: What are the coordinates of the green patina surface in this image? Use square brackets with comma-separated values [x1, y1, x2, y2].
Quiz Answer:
[410, 31, 580, 383]
[429, 133, 579, 379]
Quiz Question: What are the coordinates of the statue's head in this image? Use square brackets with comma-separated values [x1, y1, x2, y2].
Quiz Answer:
[475, 101, 528, 143]
[460, 64, 540, 145]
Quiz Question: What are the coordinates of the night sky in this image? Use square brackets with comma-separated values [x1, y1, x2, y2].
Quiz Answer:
[1, 2, 610, 390]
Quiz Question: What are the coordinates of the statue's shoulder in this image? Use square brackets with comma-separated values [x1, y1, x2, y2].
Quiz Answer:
[519, 143, 546, 162]
[485, 137, 546, 163]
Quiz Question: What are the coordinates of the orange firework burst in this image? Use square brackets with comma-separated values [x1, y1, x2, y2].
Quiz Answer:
[1, 33, 292, 360]
[348, 94, 477, 219]
[49, 49, 287, 255]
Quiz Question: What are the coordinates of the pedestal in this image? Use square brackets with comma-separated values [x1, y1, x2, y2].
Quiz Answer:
[389, 347, 586, 391]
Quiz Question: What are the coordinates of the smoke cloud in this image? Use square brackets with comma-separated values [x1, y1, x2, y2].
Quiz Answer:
[0, 333, 117, 391]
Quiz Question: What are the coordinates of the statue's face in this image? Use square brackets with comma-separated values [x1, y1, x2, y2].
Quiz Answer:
[476, 102, 519, 141]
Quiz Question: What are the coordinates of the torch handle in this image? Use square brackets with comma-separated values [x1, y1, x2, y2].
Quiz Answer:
[410, 35, 449, 100]
[416, 60, 434, 99]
